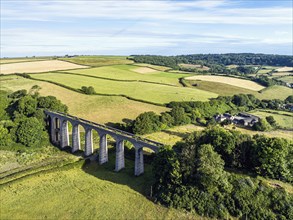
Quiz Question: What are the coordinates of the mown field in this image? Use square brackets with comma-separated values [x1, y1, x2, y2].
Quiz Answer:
[63, 64, 190, 86]
[256, 85, 293, 100]
[0, 60, 88, 74]
[278, 76, 293, 84]
[0, 157, 199, 220]
[1, 75, 167, 124]
[0, 58, 48, 64]
[185, 75, 265, 91]
[30, 72, 218, 104]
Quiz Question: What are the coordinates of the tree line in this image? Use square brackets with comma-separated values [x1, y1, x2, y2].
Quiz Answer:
[152, 126, 292, 219]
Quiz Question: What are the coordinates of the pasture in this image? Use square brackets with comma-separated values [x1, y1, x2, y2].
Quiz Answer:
[256, 85, 293, 100]
[185, 75, 265, 91]
[0, 159, 197, 220]
[60, 55, 133, 67]
[249, 109, 293, 129]
[133, 63, 172, 71]
[179, 63, 210, 71]
[63, 64, 190, 86]
[276, 67, 293, 72]
[278, 76, 293, 84]
[1, 75, 167, 124]
[31, 72, 218, 104]
[0, 60, 88, 74]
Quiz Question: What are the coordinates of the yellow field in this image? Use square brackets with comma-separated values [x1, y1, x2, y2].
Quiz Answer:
[179, 63, 210, 70]
[276, 67, 293, 72]
[185, 75, 265, 91]
[0, 60, 88, 74]
[132, 67, 158, 74]
[0, 58, 47, 64]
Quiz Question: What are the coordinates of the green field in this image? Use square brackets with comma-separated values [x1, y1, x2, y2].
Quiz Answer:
[63, 64, 189, 86]
[60, 56, 134, 67]
[1, 75, 168, 124]
[0, 157, 198, 220]
[30, 72, 218, 104]
[278, 76, 293, 84]
[256, 85, 293, 100]
[249, 109, 293, 129]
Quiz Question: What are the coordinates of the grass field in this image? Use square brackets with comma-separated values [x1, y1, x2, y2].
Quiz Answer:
[271, 72, 292, 77]
[184, 79, 259, 96]
[278, 76, 293, 84]
[256, 85, 293, 100]
[60, 56, 134, 67]
[133, 63, 172, 71]
[179, 63, 210, 71]
[1, 76, 168, 124]
[0, 60, 88, 74]
[249, 109, 293, 129]
[64, 64, 190, 86]
[31, 73, 218, 104]
[0, 158, 198, 220]
[185, 75, 265, 91]
[276, 67, 293, 72]
[0, 58, 48, 64]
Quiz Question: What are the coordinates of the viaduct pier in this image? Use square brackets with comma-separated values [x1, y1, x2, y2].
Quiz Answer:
[44, 110, 163, 176]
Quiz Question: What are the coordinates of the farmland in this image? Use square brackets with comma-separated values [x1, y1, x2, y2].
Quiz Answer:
[30, 72, 218, 104]
[185, 75, 265, 91]
[0, 60, 88, 74]
[1, 75, 167, 124]
[0, 58, 48, 64]
[256, 85, 293, 100]
[278, 76, 293, 84]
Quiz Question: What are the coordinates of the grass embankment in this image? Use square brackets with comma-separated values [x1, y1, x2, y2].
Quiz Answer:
[0, 155, 199, 220]
[1, 75, 168, 124]
[30, 72, 217, 104]
[59, 55, 134, 67]
[63, 64, 189, 86]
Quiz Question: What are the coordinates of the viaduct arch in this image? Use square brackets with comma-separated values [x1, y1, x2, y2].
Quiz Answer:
[44, 110, 163, 176]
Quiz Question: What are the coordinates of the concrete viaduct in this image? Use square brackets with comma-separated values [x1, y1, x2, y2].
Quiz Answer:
[44, 110, 163, 176]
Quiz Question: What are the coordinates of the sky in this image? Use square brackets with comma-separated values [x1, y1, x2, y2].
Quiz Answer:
[1, 0, 292, 57]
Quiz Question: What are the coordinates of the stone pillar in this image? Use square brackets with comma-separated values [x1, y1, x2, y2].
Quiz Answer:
[115, 139, 125, 171]
[134, 147, 144, 176]
[84, 128, 93, 156]
[60, 119, 69, 148]
[99, 133, 108, 164]
[50, 116, 56, 143]
[72, 124, 80, 153]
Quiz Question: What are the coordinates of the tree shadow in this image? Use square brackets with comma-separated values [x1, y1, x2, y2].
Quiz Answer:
[162, 129, 187, 139]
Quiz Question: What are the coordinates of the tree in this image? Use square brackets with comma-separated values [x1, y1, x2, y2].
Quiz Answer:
[0, 125, 11, 146]
[8, 89, 27, 99]
[37, 96, 68, 113]
[15, 117, 45, 147]
[160, 112, 174, 129]
[133, 112, 161, 134]
[170, 106, 190, 126]
[285, 95, 293, 104]
[265, 116, 277, 128]
[253, 119, 271, 131]
[81, 86, 96, 94]
[15, 95, 37, 117]
[196, 144, 230, 193]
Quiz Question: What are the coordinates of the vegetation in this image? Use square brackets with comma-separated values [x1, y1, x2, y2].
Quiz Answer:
[152, 126, 293, 219]
[81, 86, 96, 94]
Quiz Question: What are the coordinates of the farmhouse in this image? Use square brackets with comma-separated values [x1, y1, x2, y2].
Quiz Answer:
[215, 112, 259, 127]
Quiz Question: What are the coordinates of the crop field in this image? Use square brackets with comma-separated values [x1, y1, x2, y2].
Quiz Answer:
[179, 63, 210, 70]
[60, 55, 133, 67]
[184, 79, 259, 96]
[0, 159, 197, 220]
[185, 75, 265, 91]
[271, 72, 292, 77]
[63, 64, 190, 86]
[31, 73, 218, 104]
[249, 109, 293, 129]
[0, 60, 88, 74]
[276, 67, 293, 72]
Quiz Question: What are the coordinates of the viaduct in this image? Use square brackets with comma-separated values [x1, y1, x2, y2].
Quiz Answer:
[44, 110, 163, 176]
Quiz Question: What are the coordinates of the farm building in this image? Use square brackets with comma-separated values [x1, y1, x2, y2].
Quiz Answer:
[215, 112, 259, 127]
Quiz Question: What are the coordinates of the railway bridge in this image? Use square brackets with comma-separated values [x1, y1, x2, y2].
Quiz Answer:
[44, 110, 163, 176]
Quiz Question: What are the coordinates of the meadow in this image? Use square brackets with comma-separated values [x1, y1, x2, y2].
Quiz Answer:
[256, 85, 293, 100]
[0, 158, 199, 220]
[278, 76, 293, 84]
[185, 75, 265, 91]
[30, 72, 218, 104]
[1, 75, 167, 124]
[0, 60, 88, 74]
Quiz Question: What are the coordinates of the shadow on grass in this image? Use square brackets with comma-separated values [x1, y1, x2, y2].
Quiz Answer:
[162, 129, 188, 138]
[80, 148, 155, 197]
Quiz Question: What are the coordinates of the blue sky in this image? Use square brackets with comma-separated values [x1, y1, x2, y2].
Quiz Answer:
[1, 0, 292, 57]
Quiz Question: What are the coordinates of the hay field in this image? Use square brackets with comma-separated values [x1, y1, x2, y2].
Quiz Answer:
[186, 75, 265, 91]
[256, 85, 293, 100]
[31, 73, 218, 104]
[60, 56, 133, 67]
[1, 76, 167, 124]
[63, 65, 189, 86]
[276, 67, 293, 72]
[0, 60, 88, 74]
[271, 72, 292, 77]
[278, 76, 293, 84]
[133, 63, 171, 71]
[179, 63, 210, 70]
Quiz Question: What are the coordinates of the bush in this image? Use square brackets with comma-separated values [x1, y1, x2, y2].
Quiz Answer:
[81, 86, 96, 94]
